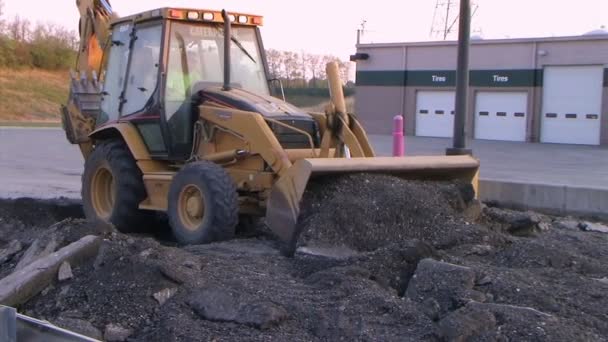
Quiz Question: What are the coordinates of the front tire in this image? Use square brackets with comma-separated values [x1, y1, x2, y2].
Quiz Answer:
[168, 161, 239, 245]
[82, 140, 150, 232]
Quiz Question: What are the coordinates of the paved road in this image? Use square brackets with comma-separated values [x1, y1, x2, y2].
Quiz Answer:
[0, 127, 83, 199]
[1, 127, 607, 199]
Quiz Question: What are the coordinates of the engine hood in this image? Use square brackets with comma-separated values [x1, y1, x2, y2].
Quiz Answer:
[198, 87, 312, 119]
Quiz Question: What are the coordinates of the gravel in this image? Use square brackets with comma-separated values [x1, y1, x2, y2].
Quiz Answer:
[1, 175, 608, 341]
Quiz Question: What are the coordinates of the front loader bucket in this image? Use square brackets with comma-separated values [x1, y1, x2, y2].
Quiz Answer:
[266, 155, 480, 256]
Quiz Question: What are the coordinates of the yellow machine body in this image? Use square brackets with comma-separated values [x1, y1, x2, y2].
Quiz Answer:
[62, 1, 479, 252]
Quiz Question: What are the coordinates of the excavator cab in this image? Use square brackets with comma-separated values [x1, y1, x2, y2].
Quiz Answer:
[89, 9, 273, 162]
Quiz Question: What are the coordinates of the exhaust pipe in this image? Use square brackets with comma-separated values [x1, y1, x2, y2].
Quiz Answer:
[221, 9, 231, 91]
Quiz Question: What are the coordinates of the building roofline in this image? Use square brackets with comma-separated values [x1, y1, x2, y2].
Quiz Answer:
[356, 34, 608, 49]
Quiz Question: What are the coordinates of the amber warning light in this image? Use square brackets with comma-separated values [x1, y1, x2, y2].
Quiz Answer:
[168, 9, 263, 26]
[168, 9, 183, 19]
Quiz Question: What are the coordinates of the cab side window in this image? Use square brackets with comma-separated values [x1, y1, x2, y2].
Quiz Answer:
[122, 25, 162, 116]
[99, 23, 131, 124]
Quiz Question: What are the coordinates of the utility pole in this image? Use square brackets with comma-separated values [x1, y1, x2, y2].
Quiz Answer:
[446, 0, 472, 156]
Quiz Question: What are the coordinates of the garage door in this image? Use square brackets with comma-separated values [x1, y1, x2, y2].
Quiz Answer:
[415, 91, 455, 138]
[541, 66, 603, 145]
[474, 92, 528, 142]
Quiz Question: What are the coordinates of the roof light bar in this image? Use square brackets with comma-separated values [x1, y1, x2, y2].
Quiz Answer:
[166, 8, 263, 26]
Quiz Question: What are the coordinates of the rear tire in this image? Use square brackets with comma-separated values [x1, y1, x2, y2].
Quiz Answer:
[168, 161, 238, 244]
[82, 140, 151, 233]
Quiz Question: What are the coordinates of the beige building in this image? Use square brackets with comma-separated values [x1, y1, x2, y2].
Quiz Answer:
[352, 31, 608, 145]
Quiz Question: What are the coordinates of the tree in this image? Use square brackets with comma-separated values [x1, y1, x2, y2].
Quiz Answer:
[337, 60, 350, 85]
[29, 23, 77, 69]
[264, 48, 350, 88]
[0, 11, 78, 69]
[265, 48, 282, 79]
[7, 15, 30, 42]
[0, 0, 4, 30]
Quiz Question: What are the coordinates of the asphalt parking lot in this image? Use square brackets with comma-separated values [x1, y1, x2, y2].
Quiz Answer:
[1, 127, 607, 199]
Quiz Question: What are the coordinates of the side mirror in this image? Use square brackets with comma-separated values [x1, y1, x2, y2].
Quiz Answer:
[268, 78, 286, 102]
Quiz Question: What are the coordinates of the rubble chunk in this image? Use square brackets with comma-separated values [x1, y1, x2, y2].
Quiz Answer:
[0, 240, 23, 265]
[188, 287, 288, 330]
[438, 303, 496, 341]
[15, 237, 58, 271]
[483, 207, 540, 236]
[405, 259, 478, 316]
[421, 298, 441, 321]
[554, 219, 580, 231]
[159, 264, 188, 284]
[0, 235, 101, 307]
[104, 323, 133, 342]
[153, 288, 178, 306]
[58, 262, 73, 281]
[237, 302, 289, 330]
[467, 244, 493, 256]
[188, 287, 240, 322]
[579, 221, 608, 234]
[54, 317, 103, 340]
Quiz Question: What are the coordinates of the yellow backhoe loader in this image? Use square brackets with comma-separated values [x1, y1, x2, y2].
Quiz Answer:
[63, 0, 479, 255]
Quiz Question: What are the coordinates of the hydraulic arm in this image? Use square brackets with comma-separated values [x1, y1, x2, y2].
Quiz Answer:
[62, 0, 116, 157]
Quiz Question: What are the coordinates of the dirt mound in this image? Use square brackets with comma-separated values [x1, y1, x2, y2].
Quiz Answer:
[0, 198, 83, 227]
[24, 235, 177, 332]
[298, 174, 501, 251]
[2, 184, 608, 340]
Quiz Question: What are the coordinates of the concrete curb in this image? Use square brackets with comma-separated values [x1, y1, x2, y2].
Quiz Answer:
[479, 179, 608, 220]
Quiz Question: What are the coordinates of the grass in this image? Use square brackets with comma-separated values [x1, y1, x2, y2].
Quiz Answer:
[0, 68, 69, 122]
[0, 69, 353, 124]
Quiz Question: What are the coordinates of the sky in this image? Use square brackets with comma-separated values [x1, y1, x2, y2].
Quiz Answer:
[2, 0, 607, 59]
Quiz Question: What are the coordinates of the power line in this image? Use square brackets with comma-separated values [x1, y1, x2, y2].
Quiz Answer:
[430, 0, 479, 40]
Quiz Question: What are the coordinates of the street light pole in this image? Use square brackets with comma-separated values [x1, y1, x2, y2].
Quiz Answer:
[446, 0, 472, 156]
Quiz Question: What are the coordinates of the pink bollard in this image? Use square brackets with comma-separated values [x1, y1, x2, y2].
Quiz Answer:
[392, 115, 405, 157]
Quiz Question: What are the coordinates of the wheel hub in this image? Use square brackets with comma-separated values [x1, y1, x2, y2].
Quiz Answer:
[178, 185, 205, 231]
[186, 195, 204, 218]
[91, 165, 115, 220]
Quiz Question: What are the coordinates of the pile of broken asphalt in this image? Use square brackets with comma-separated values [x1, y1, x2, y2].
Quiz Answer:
[1, 175, 608, 341]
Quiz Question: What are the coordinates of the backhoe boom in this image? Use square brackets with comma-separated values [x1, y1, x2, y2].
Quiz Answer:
[62, 0, 117, 157]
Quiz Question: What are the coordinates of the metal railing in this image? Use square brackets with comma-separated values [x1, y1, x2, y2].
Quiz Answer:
[0, 306, 100, 342]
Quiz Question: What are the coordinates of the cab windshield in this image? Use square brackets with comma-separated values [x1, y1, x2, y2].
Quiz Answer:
[165, 22, 269, 105]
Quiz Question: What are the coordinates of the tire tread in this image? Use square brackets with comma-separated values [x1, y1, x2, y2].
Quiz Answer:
[168, 161, 239, 244]
[82, 140, 150, 232]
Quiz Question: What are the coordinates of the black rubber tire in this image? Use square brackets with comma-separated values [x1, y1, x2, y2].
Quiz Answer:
[167, 161, 239, 245]
[82, 140, 151, 233]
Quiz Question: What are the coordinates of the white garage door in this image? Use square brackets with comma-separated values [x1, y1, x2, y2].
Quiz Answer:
[415, 91, 455, 138]
[474, 92, 528, 142]
[541, 66, 603, 145]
